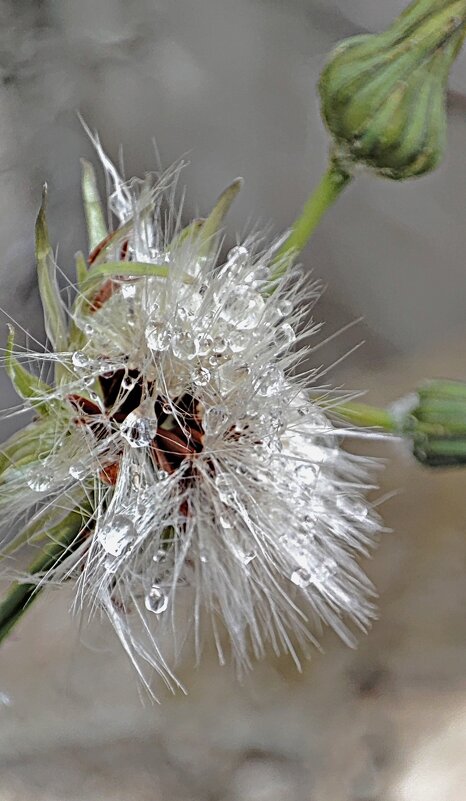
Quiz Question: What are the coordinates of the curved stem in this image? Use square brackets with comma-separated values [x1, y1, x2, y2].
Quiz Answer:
[267, 160, 352, 290]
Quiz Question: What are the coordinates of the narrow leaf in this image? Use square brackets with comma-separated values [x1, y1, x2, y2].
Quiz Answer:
[74, 250, 88, 287]
[81, 159, 108, 252]
[168, 218, 205, 252]
[198, 178, 243, 256]
[35, 186, 68, 356]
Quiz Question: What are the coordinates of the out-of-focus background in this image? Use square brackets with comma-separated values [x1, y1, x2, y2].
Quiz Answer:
[1, 1, 466, 799]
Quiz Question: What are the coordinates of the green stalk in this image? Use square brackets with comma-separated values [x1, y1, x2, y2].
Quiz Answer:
[0, 507, 89, 645]
[267, 161, 352, 290]
[331, 401, 398, 432]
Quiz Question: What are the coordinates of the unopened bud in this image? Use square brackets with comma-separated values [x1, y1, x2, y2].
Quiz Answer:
[319, 0, 466, 180]
[398, 380, 466, 466]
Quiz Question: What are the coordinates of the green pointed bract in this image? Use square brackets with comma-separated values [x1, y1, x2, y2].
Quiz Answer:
[35, 187, 69, 384]
[168, 218, 205, 253]
[5, 325, 56, 415]
[74, 250, 88, 288]
[197, 178, 243, 256]
[319, 0, 466, 180]
[81, 159, 108, 252]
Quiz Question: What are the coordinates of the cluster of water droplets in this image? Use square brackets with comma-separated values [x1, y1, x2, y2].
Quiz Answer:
[136, 244, 297, 399]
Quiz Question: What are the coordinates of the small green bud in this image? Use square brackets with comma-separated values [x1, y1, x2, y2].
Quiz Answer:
[319, 0, 466, 180]
[399, 380, 466, 466]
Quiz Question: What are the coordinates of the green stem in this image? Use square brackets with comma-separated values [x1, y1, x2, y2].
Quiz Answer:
[0, 507, 89, 645]
[331, 401, 398, 432]
[267, 160, 352, 289]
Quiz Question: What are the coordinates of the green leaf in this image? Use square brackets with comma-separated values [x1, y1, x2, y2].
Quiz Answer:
[35, 186, 68, 367]
[0, 505, 91, 646]
[197, 178, 243, 256]
[74, 250, 88, 287]
[81, 159, 108, 252]
[5, 325, 55, 415]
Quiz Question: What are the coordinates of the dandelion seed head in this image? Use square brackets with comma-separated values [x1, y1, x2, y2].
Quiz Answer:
[0, 143, 382, 693]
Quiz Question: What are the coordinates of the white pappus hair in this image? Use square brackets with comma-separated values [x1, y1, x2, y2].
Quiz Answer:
[0, 138, 381, 695]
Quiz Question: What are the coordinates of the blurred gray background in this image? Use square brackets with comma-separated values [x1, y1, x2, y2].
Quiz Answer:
[1, 2, 466, 799]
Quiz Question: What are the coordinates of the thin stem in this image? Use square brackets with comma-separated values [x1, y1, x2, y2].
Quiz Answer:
[331, 401, 398, 433]
[267, 160, 352, 290]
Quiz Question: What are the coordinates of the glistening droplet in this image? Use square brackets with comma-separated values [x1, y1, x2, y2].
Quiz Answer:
[97, 515, 136, 557]
[120, 409, 158, 448]
[145, 585, 169, 614]
[290, 566, 312, 588]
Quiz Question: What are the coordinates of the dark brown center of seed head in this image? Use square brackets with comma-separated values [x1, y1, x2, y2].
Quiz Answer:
[68, 369, 205, 484]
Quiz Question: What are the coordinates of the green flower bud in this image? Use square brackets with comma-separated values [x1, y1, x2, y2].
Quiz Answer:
[399, 380, 466, 466]
[319, 0, 466, 180]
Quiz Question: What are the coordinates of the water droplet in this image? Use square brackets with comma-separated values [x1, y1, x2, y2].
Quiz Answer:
[290, 567, 312, 588]
[26, 470, 55, 492]
[228, 330, 249, 353]
[257, 365, 284, 397]
[121, 282, 137, 298]
[220, 514, 233, 529]
[192, 366, 211, 387]
[295, 463, 319, 484]
[145, 585, 168, 614]
[274, 323, 296, 348]
[72, 351, 90, 369]
[84, 323, 94, 336]
[195, 334, 213, 355]
[245, 265, 269, 286]
[276, 299, 293, 318]
[69, 462, 89, 480]
[120, 407, 158, 448]
[199, 549, 208, 563]
[146, 321, 172, 351]
[215, 474, 237, 505]
[212, 336, 227, 354]
[236, 549, 256, 565]
[98, 514, 136, 556]
[89, 391, 105, 410]
[157, 469, 169, 481]
[208, 354, 221, 367]
[227, 245, 249, 266]
[221, 286, 264, 330]
[100, 360, 122, 378]
[172, 331, 197, 360]
[121, 374, 135, 391]
[153, 548, 167, 563]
